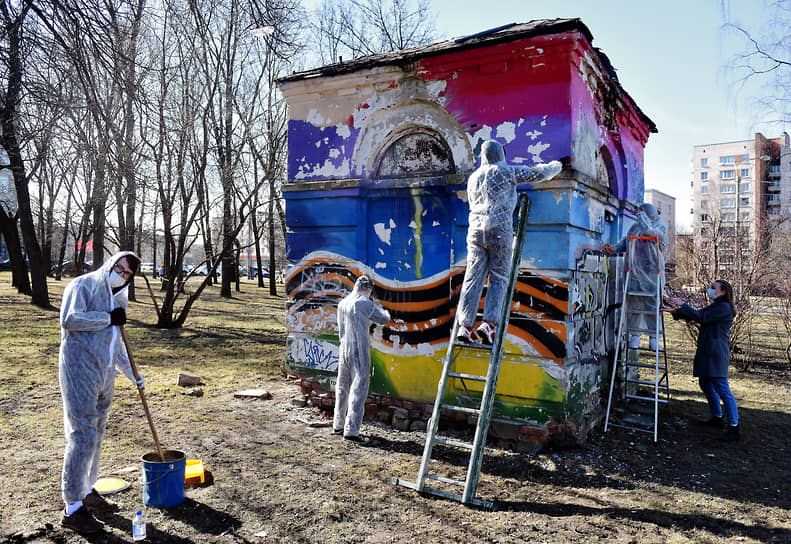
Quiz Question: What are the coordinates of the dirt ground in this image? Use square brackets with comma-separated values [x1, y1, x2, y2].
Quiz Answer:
[1, 276, 791, 543]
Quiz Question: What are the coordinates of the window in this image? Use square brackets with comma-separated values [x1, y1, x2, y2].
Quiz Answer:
[768, 208, 780, 215]
[720, 184, 736, 193]
[740, 197, 750, 206]
[768, 194, 781, 201]
[740, 182, 750, 192]
[700, 214, 709, 222]
[720, 155, 735, 164]
[720, 198, 735, 207]
[741, 212, 750, 221]
[769, 164, 781, 174]
[720, 170, 736, 179]
[701, 172, 708, 181]
[701, 158, 708, 167]
[740, 168, 750, 177]
[700, 200, 709, 208]
[701, 185, 708, 194]
[740, 154, 749, 162]
[722, 212, 735, 221]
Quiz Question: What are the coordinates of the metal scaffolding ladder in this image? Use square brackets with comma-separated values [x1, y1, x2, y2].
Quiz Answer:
[394, 194, 531, 509]
[604, 235, 670, 442]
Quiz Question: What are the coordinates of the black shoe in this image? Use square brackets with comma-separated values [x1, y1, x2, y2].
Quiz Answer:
[61, 505, 103, 534]
[332, 428, 343, 435]
[343, 434, 371, 445]
[695, 416, 723, 428]
[83, 489, 114, 511]
[719, 425, 741, 442]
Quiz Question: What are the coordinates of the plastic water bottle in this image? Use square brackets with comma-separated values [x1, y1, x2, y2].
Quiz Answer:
[132, 510, 146, 541]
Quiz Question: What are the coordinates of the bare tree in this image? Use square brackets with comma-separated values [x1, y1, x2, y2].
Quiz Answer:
[308, 0, 438, 64]
[676, 207, 790, 370]
[722, 0, 791, 125]
[0, 0, 50, 307]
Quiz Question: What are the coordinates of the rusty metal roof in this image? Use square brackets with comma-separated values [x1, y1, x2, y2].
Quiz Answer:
[278, 18, 656, 133]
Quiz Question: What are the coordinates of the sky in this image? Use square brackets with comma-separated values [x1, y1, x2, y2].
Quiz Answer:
[301, 0, 788, 230]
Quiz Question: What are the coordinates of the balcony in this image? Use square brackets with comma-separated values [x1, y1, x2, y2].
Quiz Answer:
[766, 182, 781, 192]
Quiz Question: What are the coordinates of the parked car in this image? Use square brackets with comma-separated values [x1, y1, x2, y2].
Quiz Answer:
[140, 262, 155, 273]
[252, 267, 269, 278]
[0, 259, 11, 271]
[191, 265, 208, 276]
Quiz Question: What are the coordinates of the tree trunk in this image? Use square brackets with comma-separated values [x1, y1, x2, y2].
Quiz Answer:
[0, 208, 31, 294]
[0, 5, 49, 307]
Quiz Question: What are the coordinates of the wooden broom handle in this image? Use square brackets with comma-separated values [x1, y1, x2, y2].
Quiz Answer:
[119, 325, 166, 462]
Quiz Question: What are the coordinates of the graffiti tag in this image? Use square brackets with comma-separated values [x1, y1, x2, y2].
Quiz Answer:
[289, 335, 340, 372]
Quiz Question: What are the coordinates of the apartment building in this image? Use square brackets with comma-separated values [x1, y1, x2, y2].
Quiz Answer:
[644, 188, 676, 266]
[691, 133, 791, 271]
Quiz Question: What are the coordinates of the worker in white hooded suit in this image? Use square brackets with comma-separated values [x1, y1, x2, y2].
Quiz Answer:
[59, 251, 144, 534]
[333, 275, 390, 443]
[456, 140, 564, 344]
[608, 203, 668, 349]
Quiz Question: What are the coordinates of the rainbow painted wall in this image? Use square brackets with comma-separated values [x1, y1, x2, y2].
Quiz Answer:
[277, 19, 655, 442]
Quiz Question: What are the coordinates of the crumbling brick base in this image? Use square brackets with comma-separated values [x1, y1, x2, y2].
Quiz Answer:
[292, 376, 599, 450]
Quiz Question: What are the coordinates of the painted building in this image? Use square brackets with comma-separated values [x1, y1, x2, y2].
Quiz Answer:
[277, 19, 656, 444]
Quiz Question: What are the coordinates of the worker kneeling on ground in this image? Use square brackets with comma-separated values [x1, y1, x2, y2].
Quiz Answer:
[456, 139, 564, 345]
[59, 251, 144, 534]
[333, 275, 391, 444]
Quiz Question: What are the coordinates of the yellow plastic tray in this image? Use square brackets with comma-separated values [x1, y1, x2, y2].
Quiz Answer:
[185, 459, 204, 485]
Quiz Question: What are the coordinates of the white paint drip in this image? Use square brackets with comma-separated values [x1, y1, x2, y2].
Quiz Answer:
[375, 262, 387, 269]
[373, 221, 394, 245]
[306, 108, 325, 125]
[528, 141, 551, 162]
[496, 122, 517, 143]
[336, 124, 351, 138]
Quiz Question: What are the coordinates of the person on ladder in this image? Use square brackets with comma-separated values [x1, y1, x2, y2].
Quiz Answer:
[605, 203, 668, 350]
[456, 140, 565, 345]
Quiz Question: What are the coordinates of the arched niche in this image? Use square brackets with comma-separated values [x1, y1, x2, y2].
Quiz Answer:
[375, 128, 455, 178]
[597, 145, 617, 194]
[352, 99, 473, 179]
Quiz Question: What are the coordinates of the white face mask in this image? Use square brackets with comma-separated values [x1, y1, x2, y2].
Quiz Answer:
[109, 270, 126, 288]
[707, 287, 717, 300]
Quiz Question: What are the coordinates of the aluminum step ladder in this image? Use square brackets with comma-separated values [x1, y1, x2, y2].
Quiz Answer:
[394, 194, 531, 509]
[604, 235, 671, 442]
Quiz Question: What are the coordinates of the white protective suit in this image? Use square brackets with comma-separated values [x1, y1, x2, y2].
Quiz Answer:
[59, 251, 140, 505]
[333, 276, 391, 437]
[613, 203, 668, 337]
[456, 140, 562, 328]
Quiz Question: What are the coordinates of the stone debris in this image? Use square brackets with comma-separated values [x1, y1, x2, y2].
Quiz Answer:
[234, 389, 272, 399]
[181, 387, 204, 397]
[177, 372, 202, 386]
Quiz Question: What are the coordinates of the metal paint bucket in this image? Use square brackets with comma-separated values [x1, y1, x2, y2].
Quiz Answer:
[141, 450, 186, 508]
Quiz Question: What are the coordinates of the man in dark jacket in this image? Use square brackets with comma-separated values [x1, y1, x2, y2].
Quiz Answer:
[665, 279, 740, 441]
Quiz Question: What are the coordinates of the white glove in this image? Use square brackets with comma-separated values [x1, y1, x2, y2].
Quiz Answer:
[133, 374, 145, 390]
